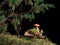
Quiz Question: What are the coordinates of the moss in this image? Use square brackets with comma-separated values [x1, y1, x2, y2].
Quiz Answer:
[0, 34, 57, 45]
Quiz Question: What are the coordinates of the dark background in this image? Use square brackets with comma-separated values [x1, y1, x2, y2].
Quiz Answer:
[0, 0, 60, 45]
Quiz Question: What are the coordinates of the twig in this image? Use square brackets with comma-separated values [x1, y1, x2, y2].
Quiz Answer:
[18, 7, 34, 14]
[18, 5, 41, 14]
[0, 0, 7, 8]
[0, 9, 13, 23]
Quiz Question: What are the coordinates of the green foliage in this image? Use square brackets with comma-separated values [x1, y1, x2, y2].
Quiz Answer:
[29, 28, 37, 34]
[0, 8, 4, 15]
[34, 0, 44, 3]
[34, 3, 55, 13]
[7, 0, 22, 7]
[2, 24, 7, 33]
[28, 28, 44, 37]
[11, 18, 20, 30]
[0, 23, 7, 33]
[23, 14, 34, 22]
[11, 14, 20, 30]
[0, 0, 55, 35]
[0, 15, 5, 22]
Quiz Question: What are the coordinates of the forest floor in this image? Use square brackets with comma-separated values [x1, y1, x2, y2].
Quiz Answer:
[0, 33, 57, 45]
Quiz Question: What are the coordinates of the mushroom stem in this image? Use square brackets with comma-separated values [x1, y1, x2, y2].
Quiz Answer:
[35, 27, 40, 34]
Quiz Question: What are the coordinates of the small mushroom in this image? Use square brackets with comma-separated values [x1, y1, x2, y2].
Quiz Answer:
[33, 24, 45, 38]
[33, 24, 40, 34]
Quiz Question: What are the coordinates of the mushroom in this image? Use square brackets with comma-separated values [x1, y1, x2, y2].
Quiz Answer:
[33, 24, 45, 38]
[33, 24, 40, 34]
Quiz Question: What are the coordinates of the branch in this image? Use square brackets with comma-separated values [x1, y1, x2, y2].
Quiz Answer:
[0, 15, 13, 23]
[18, 7, 35, 14]
[0, 9, 13, 23]
[0, 5, 41, 23]
[18, 5, 41, 14]
[0, 0, 7, 8]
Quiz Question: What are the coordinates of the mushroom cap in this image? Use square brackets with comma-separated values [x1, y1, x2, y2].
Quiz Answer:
[33, 24, 40, 27]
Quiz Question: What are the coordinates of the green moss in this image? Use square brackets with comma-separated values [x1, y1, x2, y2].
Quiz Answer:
[0, 34, 57, 45]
